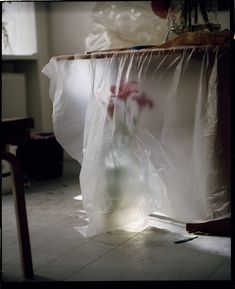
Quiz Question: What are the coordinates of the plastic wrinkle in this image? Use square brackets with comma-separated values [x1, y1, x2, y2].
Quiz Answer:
[85, 2, 168, 52]
[42, 45, 230, 237]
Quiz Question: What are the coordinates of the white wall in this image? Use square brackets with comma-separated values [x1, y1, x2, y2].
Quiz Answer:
[48, 2, 94, 56]
[218, 11, 230, 30]
[36, 3, 53, 132]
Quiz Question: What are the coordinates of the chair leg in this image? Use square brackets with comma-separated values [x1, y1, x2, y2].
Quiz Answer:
[2, 151, 34, 279]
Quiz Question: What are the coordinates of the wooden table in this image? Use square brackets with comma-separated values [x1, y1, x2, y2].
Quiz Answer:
[1, 117, 34, 279]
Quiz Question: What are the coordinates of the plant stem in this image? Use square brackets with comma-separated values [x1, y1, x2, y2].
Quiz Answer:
[183, 0, 188, 30]
[188, 0, 192, 31]
[124, 100, 127, 130]
[198, 0, 209, 24]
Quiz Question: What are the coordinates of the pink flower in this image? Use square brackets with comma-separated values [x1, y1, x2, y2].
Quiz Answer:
[151, 0, 170, 19]
[132, 93, 154, 109]
[110, 80, 139, 101]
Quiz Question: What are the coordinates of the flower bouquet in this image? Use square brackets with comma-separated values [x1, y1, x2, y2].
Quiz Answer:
[103, 80, 154, 229]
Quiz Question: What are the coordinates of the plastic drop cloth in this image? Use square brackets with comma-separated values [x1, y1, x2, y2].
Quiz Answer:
[42, 45, 230, 237]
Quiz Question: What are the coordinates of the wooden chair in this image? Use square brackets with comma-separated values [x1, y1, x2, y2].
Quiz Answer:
[1, 117, 34, 279]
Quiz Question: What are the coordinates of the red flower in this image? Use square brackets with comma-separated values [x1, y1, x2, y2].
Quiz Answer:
[132, 93, 154, 109]
[110, 80, 139, 101]
[151, 0, 171, 19]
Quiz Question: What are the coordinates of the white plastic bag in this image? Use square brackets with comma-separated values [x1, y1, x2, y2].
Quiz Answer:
[43, 45, 230, 237]
[85, 1, 168, 51]
[42, 57, 92, 163]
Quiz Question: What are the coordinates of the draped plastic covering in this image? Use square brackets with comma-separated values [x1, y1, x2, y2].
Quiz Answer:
[42, 45, 230, 237]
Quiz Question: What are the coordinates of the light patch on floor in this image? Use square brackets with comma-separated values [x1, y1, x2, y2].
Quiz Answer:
[73, 194, 82, 201]
[2, 160, 231, 282]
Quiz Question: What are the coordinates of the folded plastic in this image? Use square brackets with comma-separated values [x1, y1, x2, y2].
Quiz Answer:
[85, 1, 168, 51]
[42, 45, 230, 237]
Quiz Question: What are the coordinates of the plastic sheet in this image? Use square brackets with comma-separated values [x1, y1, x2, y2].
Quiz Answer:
[42, 45, 230, 237]
[85, 1, 168, 51]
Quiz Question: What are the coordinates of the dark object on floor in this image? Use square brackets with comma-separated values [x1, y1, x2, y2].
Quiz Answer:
[186, 218, 231, 236]
[17, 133, 63, 180]
[174, 236, 198, 244]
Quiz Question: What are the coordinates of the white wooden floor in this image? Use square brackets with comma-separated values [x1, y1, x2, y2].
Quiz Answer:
[2, 160, 231, 282]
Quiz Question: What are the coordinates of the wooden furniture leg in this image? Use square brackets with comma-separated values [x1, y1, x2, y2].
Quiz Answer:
[2, 151, 34, 279]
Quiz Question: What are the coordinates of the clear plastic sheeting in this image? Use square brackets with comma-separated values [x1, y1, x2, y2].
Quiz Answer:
[42, 45, 230, 237]
[85, 1, 168, 51]
[42, 59, 92, 163]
